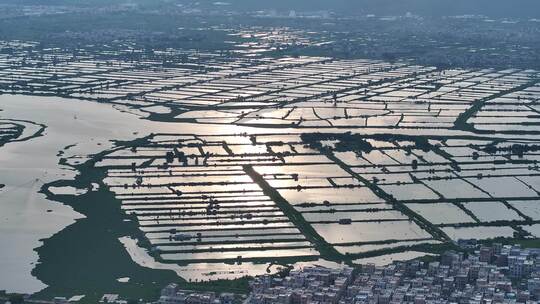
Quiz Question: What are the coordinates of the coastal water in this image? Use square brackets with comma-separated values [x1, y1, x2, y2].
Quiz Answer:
[0, 94, 262, 294]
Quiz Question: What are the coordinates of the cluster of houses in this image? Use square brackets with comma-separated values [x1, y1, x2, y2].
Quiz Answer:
[247, 244, 540, 304]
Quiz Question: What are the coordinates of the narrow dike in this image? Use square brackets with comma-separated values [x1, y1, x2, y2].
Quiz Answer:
[243, 165, 345, 263]
[453, 79, 539, 132]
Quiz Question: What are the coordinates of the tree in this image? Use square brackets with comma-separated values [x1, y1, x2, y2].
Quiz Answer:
[9, 294, 24, 304]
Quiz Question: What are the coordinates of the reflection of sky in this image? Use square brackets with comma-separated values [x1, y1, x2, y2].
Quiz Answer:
[469, 176, 538, 198]
[353, 251, 434, 267]
[312, 221, 431, 244]
[442, 226, 515, 241]
[120, 237, 282, 281]
[406, 203, 474, 225]
[509, 200, 540, 221]
[303, 210, 406, 223]
[141, 222, 296, 233]
[464, 201, 523, 222]
[424, 179, 489, 199]
[279, 187, 384, 205]
[156, 241, 311, 252]
[161, 248, 317, 261]
[255, 164, 349, 177]
[379, 183, 439, 201]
